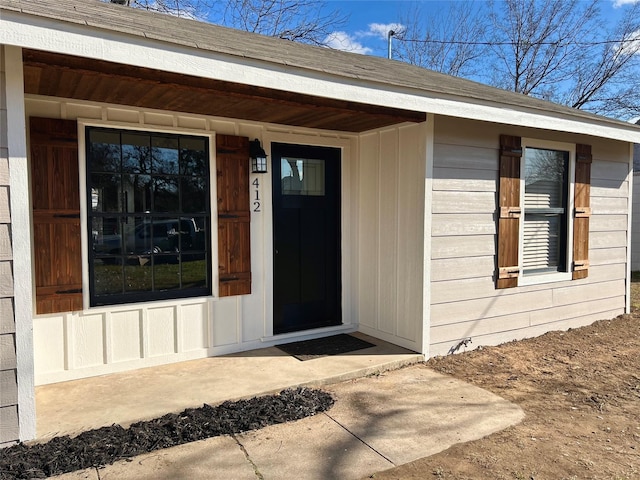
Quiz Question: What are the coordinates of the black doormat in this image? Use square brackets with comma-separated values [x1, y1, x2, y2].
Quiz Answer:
[276, 334, 376, 361]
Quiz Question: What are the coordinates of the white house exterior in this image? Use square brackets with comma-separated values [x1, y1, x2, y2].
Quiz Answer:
[2, 0, 640, 446]
[630, 118, 639, 271]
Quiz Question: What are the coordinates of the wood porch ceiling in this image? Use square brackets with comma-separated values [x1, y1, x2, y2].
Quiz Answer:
[22, 50, 426, 133]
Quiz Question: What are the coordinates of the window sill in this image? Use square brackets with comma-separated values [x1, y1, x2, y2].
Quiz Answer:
[85, 293, 216, 314]
[518, 271, 572, 287]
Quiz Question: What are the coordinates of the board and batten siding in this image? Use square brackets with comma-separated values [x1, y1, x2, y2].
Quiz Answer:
[26, 96, 356, 385]
[356, 124, 426, 352]
[430, 115, 630, 356]
[0, 45, 19, 446]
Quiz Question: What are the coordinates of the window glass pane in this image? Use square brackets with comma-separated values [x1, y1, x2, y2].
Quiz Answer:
[89, 130, 121, 172]
[182, 177, 208, 213]
[524, 148, 567, 208]
[152, 136, 179, 174]
[122, 133, 151, 174]
[180, 137, 207, 176]
[122, 217, 154, 256]
[281, 158, 325, 196]
[523, 214, 561, 271]
[93, 260, 123, 295]
[124, 264, 153, 292]
[92, 217, 122, 256]
[153, 262, 181, 290]
[154, 177, 180, 212]
[181, 256, 207, 288]
[91, 174, 120, 212]
[123, 175, 152, 213]
[522, 147, 569, 275]
[192, 216, 207, 232]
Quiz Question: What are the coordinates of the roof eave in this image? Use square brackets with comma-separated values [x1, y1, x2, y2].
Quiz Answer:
[2, 1, 640, 143]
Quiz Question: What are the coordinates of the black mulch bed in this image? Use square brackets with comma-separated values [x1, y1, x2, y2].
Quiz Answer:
[0, 387, 334, 480]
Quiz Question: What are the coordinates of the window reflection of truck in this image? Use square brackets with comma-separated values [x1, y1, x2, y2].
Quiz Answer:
[93, 217, 204, 262]
[133, 218, 204, 254]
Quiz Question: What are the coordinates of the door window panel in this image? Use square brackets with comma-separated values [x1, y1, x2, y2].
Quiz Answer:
[281, 158, 325, 196]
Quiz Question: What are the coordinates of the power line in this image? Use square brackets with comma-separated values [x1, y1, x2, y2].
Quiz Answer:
[394, 37, 640, 47]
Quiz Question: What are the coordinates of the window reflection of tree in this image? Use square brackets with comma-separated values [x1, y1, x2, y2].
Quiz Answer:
[88, 128, 210, 302]
[525, 148, 566, 184]
[525, 148, 567, 208]
[282, 158, 303, 194]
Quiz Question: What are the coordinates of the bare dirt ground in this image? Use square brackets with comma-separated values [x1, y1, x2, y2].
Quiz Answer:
[370, 284, 640, 480]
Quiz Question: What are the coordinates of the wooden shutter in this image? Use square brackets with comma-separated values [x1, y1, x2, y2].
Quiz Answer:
[216, 134, 251, 296]
[496, 135, 522, 289]
[30, 117, 83, 314]
[572, 144, 592, 280]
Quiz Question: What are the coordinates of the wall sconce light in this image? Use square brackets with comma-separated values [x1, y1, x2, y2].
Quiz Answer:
[250, 139, 268, 174]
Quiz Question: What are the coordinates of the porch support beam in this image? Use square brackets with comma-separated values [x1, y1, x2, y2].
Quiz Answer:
[5, 45, 36, 441]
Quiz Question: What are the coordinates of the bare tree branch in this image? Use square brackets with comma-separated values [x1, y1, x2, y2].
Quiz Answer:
[105, 0, 347, 46]
[564, 3, 640, 117]
[487, 0, 600, 96]
[394, 1, 488, 77]
[213, 0, 348, 45]
[395, 0, 640, 119]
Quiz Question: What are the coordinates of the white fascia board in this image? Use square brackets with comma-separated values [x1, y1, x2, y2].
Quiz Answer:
[2, 11, 640, 144]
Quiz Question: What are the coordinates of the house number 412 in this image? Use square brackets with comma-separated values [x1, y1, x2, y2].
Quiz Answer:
[252, 178, 261, 212]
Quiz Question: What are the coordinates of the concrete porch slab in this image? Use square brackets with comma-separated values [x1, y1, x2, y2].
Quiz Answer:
[35, 332, 423, 440]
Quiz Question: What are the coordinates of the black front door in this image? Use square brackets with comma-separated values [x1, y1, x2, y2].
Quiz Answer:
[272, 143, 341, 334]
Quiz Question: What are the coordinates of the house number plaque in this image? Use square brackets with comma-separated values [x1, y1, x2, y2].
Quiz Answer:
[252, 178, 261, 212]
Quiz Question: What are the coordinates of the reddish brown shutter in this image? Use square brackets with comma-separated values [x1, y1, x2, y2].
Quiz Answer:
[30, 117, 83, 314]
[496, 135, 522, 289]
[572, 144, 592, 280]
[216, 134, 251, 296]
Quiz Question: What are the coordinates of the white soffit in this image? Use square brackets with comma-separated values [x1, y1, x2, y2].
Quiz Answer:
[2, 11, 640, 144]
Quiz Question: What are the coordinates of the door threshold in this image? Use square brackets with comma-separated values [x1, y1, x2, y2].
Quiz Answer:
[261, 324, 355, 344]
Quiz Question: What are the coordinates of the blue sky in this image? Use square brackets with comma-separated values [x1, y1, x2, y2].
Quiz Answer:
[320, 0, 640, 58]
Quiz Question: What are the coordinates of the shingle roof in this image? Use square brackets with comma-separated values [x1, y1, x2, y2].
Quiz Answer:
[1, 0, 638, 132]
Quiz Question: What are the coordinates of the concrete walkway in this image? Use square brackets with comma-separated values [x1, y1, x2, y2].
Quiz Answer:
[37, 334, 524, 479]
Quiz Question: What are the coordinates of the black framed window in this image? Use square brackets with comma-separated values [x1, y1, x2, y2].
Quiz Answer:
[522, 147, 569, 275]
[87, 127, 211, 306]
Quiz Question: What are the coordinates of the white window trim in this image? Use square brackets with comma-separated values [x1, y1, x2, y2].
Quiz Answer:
[518, 138, 575, 287]
[77, 120, 218, 311]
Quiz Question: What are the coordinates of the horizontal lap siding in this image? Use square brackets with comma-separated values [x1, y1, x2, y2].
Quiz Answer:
[0, 46, 19, 446]
[632, 172, 640, 270]
[430, 116, 630, 357]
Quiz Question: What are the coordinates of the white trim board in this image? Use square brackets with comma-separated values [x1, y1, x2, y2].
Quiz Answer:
[5, 45, 36, 441]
